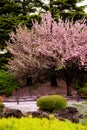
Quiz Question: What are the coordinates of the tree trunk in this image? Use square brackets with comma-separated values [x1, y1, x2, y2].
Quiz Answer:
[50, 74, 57, 86]
[27, 77, 32, 86]
[66, 84, 72, 96]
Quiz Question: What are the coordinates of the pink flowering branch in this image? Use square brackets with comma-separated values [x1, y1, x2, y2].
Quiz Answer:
[6, 12, 87, 91]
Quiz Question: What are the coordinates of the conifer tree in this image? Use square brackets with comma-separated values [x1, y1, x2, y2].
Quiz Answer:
[0, 0, 43, 69]
[43, 0, 87, 20]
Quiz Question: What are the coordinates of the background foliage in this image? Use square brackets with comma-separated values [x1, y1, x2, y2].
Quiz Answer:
[0, 70, 19, 96]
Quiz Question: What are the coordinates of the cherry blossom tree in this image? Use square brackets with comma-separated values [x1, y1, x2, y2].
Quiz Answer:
[7, 12, 87, 95]
[6, 26, 40, 85]
[32, 13, 87, 95]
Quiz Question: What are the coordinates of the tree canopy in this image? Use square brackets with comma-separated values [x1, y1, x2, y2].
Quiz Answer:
[42, 0, 87, 20]
[0, 0, 43, 49]
[0, 0, 43, 70]
[6, 12, 87, 95]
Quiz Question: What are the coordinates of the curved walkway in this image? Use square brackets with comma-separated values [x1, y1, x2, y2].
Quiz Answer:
[4, 101, 38, 113]
[4, 100, 84, 113]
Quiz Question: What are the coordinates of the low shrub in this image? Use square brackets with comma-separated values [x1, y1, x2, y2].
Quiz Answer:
[37, 95, 67, 112]
[0, 117, 87, 130]
[77, 87, 87, 96]
[0, 70, 19, 96]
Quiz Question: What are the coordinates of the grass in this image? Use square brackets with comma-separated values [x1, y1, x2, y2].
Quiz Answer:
[71, 101, 87, 116]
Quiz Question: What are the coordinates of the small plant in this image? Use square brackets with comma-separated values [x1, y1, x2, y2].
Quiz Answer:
[72, 101, 87, 116]
[0, 102, 5, 117]
[0, 103, 4, 111]
[77, 87, 87, 96]
[80, 118, 87, 125]
[37, 95, 67, 112]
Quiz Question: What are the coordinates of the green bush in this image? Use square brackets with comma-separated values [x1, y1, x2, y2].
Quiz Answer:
[37, 95, 67, 112]
[72, 79, 80, 90]
[73, 79, 87, 91]
[0, 117, 87, 130]
[78, 73, 87, 88]
[77, 87, 87, 96]
[0, 70, 19, 96]
[73, 72, 87, 91]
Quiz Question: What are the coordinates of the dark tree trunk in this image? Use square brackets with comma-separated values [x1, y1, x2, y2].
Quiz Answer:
[66, 81, 72, 96]
[61, 68, 73, 96]
[50, 74, 57, 86]
[66, 85, 72, 96]
[27, 77, 32, 86]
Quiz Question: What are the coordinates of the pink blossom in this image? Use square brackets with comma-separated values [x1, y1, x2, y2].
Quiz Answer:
[6, 12, 87, 79]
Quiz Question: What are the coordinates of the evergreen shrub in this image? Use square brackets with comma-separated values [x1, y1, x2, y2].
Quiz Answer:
[37, 95, 67, 112]
[0, 70, 19, 96]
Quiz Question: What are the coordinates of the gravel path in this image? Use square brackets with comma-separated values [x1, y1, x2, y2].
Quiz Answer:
[3, 100, 84, 113]
[4, 101, 38, 113]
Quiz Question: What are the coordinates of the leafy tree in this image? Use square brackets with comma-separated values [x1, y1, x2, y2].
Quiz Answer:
[0, 0, 43, 70]
[42, 0, 87, 20]
[6, 12, 87, 95]
[0, 52, 11, 70]
[0, 0, 43, 48]
[41, 0, 87, 88]
[1, 0, 87, 71]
